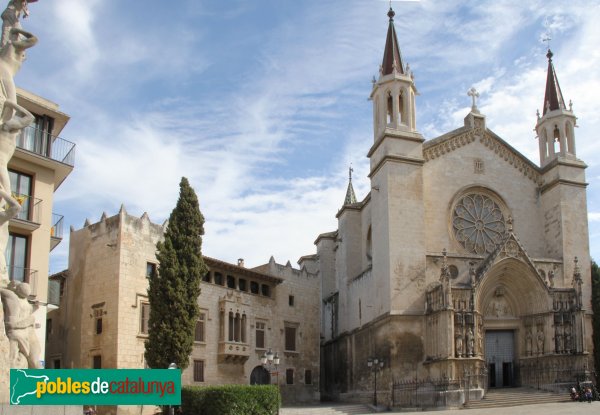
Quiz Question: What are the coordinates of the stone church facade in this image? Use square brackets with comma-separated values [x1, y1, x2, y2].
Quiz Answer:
[298, 8, 593, 406]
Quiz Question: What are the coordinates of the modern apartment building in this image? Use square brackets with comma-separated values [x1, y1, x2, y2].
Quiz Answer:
[9, 87, 75, 364]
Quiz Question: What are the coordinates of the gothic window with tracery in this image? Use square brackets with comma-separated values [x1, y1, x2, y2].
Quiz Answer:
[452, 193, 506, 255]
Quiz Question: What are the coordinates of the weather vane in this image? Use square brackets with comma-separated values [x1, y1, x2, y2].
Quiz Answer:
[542, 18, 552, 50]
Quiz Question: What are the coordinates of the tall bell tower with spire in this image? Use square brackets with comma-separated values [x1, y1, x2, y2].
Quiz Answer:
[537, 49, 590, 297]
[535, 49, 578, 167]
[367, 7, 425, 314]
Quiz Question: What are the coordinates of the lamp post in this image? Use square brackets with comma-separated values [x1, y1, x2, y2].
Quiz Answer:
[261, 349, 280, 414]
[168, 363, 177, 415]
[367, 357, 384, 407]
[261, 348, 280, 385]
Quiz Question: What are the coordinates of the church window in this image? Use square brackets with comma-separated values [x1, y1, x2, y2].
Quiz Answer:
[398, 91, 405, 124]
[448, 265, 459, 279]
[553, 125, 561, 153]
[474, 159, 484, 174]
[366, 226, 372, 261]
[452, 193, 506, 255]
[386, 92, 393, 124]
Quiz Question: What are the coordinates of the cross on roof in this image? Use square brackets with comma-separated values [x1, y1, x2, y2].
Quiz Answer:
[467, 87, 479, 111]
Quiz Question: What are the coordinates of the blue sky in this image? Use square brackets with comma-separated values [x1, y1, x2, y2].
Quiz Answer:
[14, 0, 600, 271]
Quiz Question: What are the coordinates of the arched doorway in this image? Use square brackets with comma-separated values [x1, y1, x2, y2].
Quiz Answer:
[250, 366, 270, 385]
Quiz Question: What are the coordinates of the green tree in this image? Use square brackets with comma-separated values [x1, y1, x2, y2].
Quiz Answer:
[592, 260, 600, 383]
[145, 177, 207, 370]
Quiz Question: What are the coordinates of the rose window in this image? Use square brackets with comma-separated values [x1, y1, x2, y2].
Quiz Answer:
[452, 194, 506, 255]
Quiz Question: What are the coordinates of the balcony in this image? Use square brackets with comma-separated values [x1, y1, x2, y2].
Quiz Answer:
[50, 213, 64, 251]
[9, 194, 42, 232]
[9, 267, 38, 298]
[15, 125, 75, 188]
[218, 341, 250, 362]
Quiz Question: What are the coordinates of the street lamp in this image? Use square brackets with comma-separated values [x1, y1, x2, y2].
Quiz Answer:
[168, 363, 177, 415]
[367, 357, 384, 407]
[261, 348, 280, 384]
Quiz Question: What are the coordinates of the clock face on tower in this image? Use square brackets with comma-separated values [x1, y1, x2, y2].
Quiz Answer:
[452, 193, 506, 255]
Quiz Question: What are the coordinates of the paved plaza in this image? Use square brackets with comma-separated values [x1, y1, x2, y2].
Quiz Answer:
[281, 401, 599, 415]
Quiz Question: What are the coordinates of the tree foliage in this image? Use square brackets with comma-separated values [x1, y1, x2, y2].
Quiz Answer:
[592, 260, 600, 383]
[145, 177, 207, 370]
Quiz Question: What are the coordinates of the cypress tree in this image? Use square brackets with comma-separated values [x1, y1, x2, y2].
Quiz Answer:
[592, 260, 600, 383]
[145, 177, 207, 370]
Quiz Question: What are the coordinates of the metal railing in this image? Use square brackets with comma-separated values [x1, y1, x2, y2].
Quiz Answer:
[12, 193, 42, 223]
[519, 360, 596, 393]
[392, 377, 461, 408]
[16, 125, 76, 167]
[9, 267, 38, 297]
[51, 213, 64, 239]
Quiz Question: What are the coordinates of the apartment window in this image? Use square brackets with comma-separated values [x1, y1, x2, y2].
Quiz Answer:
[146, 262, 156, 278]
[92, 355, 102, 369]
[195, 313, 205, 342]
[255, 322, 265, 349]
[214, 273, 224, 286]
[46, 319, 52, 341]
[250, 281, 259, 294]
[238, 278, 247, 292]
[305, 369, 312, 385]
[95, 318, 103, 335]
[289, 295, 294, 306]
[285, 326, 297, 351]
[193, 360, 204, 382]
[140, 303, 150, 334]
[286, 368, 294, 385]
[261, 284, 270, 297]
[227, 275, 236, 289]
[9, 170, 32, 221]
[7, 233, 28, 283]
[17, 113, 53, 157]
[59, 279, 66, 297]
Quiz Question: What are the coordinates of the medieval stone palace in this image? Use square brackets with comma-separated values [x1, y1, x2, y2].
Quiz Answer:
[296, 7, 593, 405]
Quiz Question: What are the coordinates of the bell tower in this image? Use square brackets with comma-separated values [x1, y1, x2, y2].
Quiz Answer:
[535, 49, 578, 167]
[367, 7, 425, 315]
[370, 8, 417, 139]
[537, 49, 590, 310]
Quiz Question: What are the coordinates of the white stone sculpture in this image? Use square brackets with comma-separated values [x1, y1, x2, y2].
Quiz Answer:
[0, 27, 36, 123]
[0, 282, 41, 368]
[0, 189, 19, 284]
[1, 0, 31, 48]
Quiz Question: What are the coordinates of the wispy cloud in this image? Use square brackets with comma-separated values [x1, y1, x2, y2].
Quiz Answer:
[14, 1, 600, 270]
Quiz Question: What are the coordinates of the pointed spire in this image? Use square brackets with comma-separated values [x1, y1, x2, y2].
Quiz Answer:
[381, 7, 404, 76]
[343, 165, 357, 205]
[542, 49, 566, 115]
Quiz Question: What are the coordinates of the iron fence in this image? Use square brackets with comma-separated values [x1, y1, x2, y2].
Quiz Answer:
[392, 377, 461, 408]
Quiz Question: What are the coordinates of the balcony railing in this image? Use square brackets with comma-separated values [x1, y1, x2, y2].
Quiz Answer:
[16, 125, 76, 167]
[9, 267, 38, 297]
[12, 193, 42, 223]
[51, 213, 64, 239]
